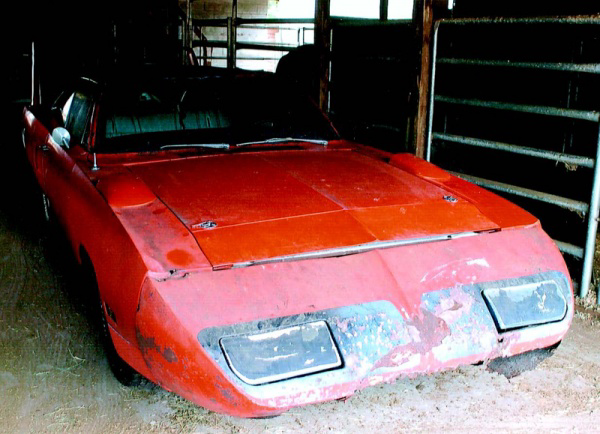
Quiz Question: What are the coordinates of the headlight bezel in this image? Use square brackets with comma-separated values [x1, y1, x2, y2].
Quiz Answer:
[482, 276, 570, 332]
[219, 320, 343, 385]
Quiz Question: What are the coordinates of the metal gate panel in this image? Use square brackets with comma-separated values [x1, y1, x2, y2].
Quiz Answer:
[425, 17, 600, 302]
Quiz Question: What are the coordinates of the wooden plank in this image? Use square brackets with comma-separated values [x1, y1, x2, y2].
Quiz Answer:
[315, 0, 331, 113]
[414, 0, 434, 158]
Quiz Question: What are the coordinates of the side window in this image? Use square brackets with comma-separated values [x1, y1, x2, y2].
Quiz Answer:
[61, 91, 93, 146]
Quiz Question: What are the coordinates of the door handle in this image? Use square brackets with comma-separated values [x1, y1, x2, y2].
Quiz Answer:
[40, 144, 50, 152]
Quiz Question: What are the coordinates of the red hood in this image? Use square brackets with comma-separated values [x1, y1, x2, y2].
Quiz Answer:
[127, 149, 498, 268]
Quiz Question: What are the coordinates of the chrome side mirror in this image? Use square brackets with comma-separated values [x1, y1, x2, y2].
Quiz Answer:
[51, 127, 70, 149]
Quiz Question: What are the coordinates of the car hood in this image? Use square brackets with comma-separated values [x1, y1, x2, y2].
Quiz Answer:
[127, 150, 499, 268]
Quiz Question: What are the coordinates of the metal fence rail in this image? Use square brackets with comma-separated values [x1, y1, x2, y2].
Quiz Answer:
[426, 17, 600, 302]
[189, 15, 412, 68]
[434, 133, 596, 168]
[191, 17, 315, 68]
[436, 58, 600, 74]
[447, 171, 590, 214]
[435, 96, 600, 122]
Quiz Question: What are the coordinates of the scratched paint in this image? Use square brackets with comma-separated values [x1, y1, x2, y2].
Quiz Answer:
[189, 271, 571, 411]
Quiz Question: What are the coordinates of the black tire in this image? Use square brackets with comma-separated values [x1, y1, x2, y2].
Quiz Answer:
[81, 254, 143, 386]
[96, 295, 144, 387]
[486, 342, 561, 379]
[39, 192, 62, 239]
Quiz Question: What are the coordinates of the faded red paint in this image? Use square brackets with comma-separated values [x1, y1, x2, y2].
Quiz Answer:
[22, 86, 572, 417]
[96, 174, 155, 208]
[132, 225, 571, 416]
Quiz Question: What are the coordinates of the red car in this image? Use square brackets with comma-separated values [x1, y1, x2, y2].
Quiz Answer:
[23, 67, 573, 417]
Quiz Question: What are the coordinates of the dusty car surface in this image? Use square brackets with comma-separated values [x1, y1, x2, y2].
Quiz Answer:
[22, 66, 573, 417]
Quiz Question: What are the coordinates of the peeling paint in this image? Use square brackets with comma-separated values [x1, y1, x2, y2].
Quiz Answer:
[180, 272, 570, 414]
[420, 257, 491, 283]
[466, 258, 490, 267]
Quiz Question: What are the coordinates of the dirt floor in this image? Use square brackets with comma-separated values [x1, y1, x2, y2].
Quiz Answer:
[1, 119, 600, 433]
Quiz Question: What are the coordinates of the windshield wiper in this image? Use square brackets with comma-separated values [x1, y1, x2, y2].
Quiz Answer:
[236, 137, 329, 147]
[160, 143, 230, 150]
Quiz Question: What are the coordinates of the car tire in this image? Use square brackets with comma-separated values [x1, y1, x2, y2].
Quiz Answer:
[96, 296, 144, 387]
[486, 342, 561, 379]
[81, 255, 143, 387]
[40, 192, 61, 234]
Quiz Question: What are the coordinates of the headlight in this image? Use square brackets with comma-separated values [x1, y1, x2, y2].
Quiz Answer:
[219, 320, 342, 385]
[482, 279, 568, 331]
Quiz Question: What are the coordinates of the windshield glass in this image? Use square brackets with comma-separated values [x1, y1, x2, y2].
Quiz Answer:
[97, 74, 338, 153]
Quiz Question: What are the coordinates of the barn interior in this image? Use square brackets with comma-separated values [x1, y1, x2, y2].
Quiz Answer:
[2, 0, 600, 431]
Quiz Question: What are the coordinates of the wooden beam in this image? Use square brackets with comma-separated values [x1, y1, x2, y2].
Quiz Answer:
[315, 0, 331, 113]
[414, 0, 434, 158]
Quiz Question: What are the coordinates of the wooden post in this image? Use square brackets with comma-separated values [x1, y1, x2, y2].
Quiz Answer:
[315, 0, 331, 113]
[227, 0, 238, 69]
[380, 0, 389, 21]
[414, 0, 434, 158]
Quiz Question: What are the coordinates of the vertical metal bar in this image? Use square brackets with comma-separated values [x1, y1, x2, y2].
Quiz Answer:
[327, 27, 333, 114]
[31, 41, 36, 106]
[198, 26, 205, 66]
[581, 125, 600, 301]
[228, 1, 238, 69]
[112, 23, 118, 64]
[227, 18, 236, 69]
[187, 0, 193, 50]
[380, 0, 389, 21]
[184, 0, 192, 64]
[425, 22, 439, 162]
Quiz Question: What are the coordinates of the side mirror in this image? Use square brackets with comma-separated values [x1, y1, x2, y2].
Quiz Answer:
[51, 127, 70, 149]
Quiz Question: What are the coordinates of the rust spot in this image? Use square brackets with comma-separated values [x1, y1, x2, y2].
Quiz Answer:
[136, 331, 158, 354]
[136, 330, 179, 364]
[166, 249, 194, 267]
[448, 300, 463, 311]
[214, 375, 236, 404]
[162, 347, 178, 363]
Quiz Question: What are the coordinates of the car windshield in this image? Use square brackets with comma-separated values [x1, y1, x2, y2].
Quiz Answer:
[97, 74, 339, 153]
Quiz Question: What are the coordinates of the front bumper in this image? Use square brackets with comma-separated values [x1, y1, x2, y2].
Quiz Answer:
[197, 271, 571, 409]
[132, 226, 573, 417]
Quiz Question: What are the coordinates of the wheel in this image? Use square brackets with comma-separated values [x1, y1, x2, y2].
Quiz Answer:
[96, 296, 143, 386]
[486, 342, 561, 379]
[81, 255, 143, 386]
